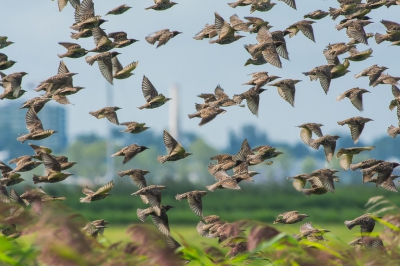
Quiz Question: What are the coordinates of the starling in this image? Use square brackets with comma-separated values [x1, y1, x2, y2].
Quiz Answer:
[344, 213, 377, 236]
[32, 153, 72, 184]
[111, 144, 149, 164]
[0, 224, 21, 240]
[137, 205, 173, 236]
[120, 122, 149, 134]
[244, 16, 272, 33]
[0, 53, 16, 70]
[57, 42, 88, 58]
[250, 0, 277, 13]
[345, 46, 373, 61]
[145, 29, 181, 48]
[271, 30, 290, 60]
[347, 32, 374, 45]
[118, 169, 149, 188]
[193, 24, 218, 40]
[336, 87, 370, 111]
[57, 156, 77, 171]
[387, 125, 400, 138]
[233, 87, 266, 116]
[0, 161, 24, 186]
[176, 191, 208, 217]
[354, 64, 388, 86]
[309, 135, 341, 162]
[286, 20, 316, 42]
[89, 27, 116, 53]
[132, 185, 167, 216]
[331, 58, 350, 79]
[145, 0, 177, 11]
[105, 4, 131, 15]
[108, 31, 138, 48]
[386, 0, 400, 7]
[268, 79, 301, 107]
[323, 42, 354, 65]
[336, 146, 375, 170]
[8, 155, 31, 166]
[287, 174, 310, 192]
[273, 211, 309, 224]
[157, 130, 191, 163]
[85, 51, 120, 84]
[21, 186, 66, 214]
[82, 220, 109, 238]
[244, 49, 267, 66]
[304, 10, 329, 20]
[0, 86, 26, 100]
[70, 28, 93, 40]
[368, 174, 399, 192]
[70, 0, 106, 31]
[112, 57, 138, 80]
[9, 157, 42, 174]
[0, 36, 14, 49]
[335, 19, 373, 45]
[188, 106, 226, 126]
[196, 85, 241, 109]
[380, 19, 400, 31]
[350, 158, 384, 172]
[292, 222, 330, 242]
[0, 71, 28, 98]
[17, 108, 57, 143]
[361, 161, 400, 185]
[372, 73, 400, 87]
[51, 86, 84, 105]
[375, 31, 400, 44]
[210, 12, 245, 45]
[337, 116, 373, 144]
[209, 153, 242, 172]
[230, 14, 250, 32]
[34, 61, 76, 95]
[296, 123, 324, 146]
[241, 146, 282, 166]
[19, 96, 51, 113]
[138, 76, 171, 109]
[89, 106, 121, 125]
[302, 65, 334, 94]
[206, 176, 241, 192]
[243, 72, 280, 90]
[228, 0, 252, 8]
[306, 171, 338, 193]
[28, 143, 53, 160]
[80, 181, 114, 203]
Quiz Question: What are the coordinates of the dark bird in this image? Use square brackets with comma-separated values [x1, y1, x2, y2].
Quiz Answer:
[296, 123, 324, 146]
[138, 76, 171, 109]
[0, 53, 16, 70]
[250, 0, 277, 13]
[19, 97, 50, 114]
[230, 14, 250, 32]
[176, 191, 208, 217]
[82, 219, 109, 238]
[309, 135, 341, 162]
[361, 161, 400, 185]
[8, 157, 42, 174]
[89, 27, 116, 53]
[210, 12, 245, 45]
[132, 185, 167, 216]
[0, 161, 24, 187]
[372, 73, 400, 87]
[188, 106, 226, 126]
[89, 106, 121, 125]
[244, 16, 272, 33]
[111, 144, 149, 164]
[243, 72, 280, 90]
[344, 213, 377, 236]
[336, 87, 370, 111]
[336, 146, 375, 170]
[302, 65, 334, 94]
[17, 108, 57, 143]
[206, 174, 241, 192]
[323, 42, 354, 65]
[20, 186, 66, 214]
[375, 31, 400, 44]
[278, 0, 296, 9]
[34, 62, 76, 96]
[331, 58, 350, 79]
[112, 57, 138, 80]
[354, 64, 388, 86]
[120, 122, 149, 134]
[196, 85, 241, 109]
[137, 205, 173, 236]
[209, 153, 242, 173]
[273, 211, 309, 224]
[145, 0, 177, 11]
[335, 19, 373, 45]
[0, 71, 28, 98]
[233, 87, 266, 116]
[51, 86, 84, 105]
[228, 0, 252, 8]
[85, 51, 120, 84]
[337, 116, 373, 144]
[70, 28, 94, 40]
[345, 46, 373, 61]
[70, 0, 106, 31]
[0, 36, 14, 49]
[108, 31, 138, 48]
[105, 4, 131, 15]
[145, 29, 181, 48]
[28, 143, 53, 160]
[368, 174, 399, 192]
[32, 153, 72, 184]
[286, 20, 316, 42]
[268, 79, 301, 107]
[118, 169, 149, 189]
[304, 10, 329, 20]
[80, 181, 114, 203]
[157, 130, 191, 163]
[350, 158, 384, 172]
[193, 24, 217, 40]
[271, 30, 290, 60]
[57, 42, 88, 58]
[292, 222, 330, 242]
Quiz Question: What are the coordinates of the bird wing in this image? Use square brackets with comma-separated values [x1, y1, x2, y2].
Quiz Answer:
[188, 195, 203, 217]
[297, 23, 315, 42]
[246, 95, 260, 116]
[262, 46, 282, 68]
[58, 42, 81, 50]
[340, 154, 353, 170]
[105, 112, 119, 125]
[347, 25, 367, 45]
[300, 222, 314, 234]
[349, 91, 364, 111]
[234, 139, 253, 162]
[156, 32, 172, 48]
[42, 153, 61, 174]
[349, 123, 364, 144]
[0, 185, 9, 203]
[58, 60, 70, 75]
[79, 0, 95, 21]
[214, 85, 229, 100]
[151, 213, 170, 236]
[318, 71, 332, 94]
[299, 128, 312, 146]
[279, 0, 296, 9]
[112, 56, 123, 74]
[142, 76, 159, 102]
[215, 12, 234, 39]
[292, 178, 306, 192]
[213, 170, 231, 181]
[25, 108, 44, 133]
[277, 85, 295, 107]
[97, 54, 113, 85]
[221, 178, 240, 190]
[199, 112, 219, 126]
[94, 181, 114, 196]
[121, 61, 138, 73]
[322, 142, 336, 162]
[257, 26, 273, 44]
[163, 130, 178, 155]
[92, 27, 108, 46]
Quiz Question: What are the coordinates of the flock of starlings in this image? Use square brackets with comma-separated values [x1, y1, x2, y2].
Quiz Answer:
[0, 0, 400, 261]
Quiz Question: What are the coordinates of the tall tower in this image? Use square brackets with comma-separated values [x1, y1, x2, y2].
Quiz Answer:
[169, 85, 180, 140]
[104, 82, 114, 182]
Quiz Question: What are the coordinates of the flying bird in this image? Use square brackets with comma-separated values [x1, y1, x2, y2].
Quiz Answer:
[138, 76, 171, 109]
[80, 181, 114, 203]
[157, 130, 191, 163]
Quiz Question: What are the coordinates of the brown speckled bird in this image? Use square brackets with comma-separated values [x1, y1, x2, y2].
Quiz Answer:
[120, 122, 149, 134]
[112, 57, 138, 80]
[209, 153, 243, 173]
[118, 169, 149, 189]
[85, 51, 120, 84]
[345, 46, 373, 61]
[176, 191, 208, 217]
[388, 125, 400, 139]
[296, 123, 324, 146]
[0, 71, 28, 98]
[111, 144, 149, 164]
[228, 0, 252, 8]
[138, 76, 171, 109]
[108, 31, 138, 48]
[137, 205, 174, 236]
[82, 219, 109, 238]
[193, 24, 217, 40]
[0, 53, 16, 71]
[287, 174, 310, 192]
[304, 10, 329, 20]
[310, 135, 341, 162]
[0, 161, 24, 187]
[21, 186, 66, 214]
[233, 87, 266, 116]
[105, 4, 131, 15]
[303, 65, 334, 94]
[336, 146, 375, 170]
[354, 64, 388, 86]
[28, 143, 53, 160]
[243, 72, 280, 90]
[337, 116, 373, 144]
[250, 0, 277, 13]
[274, 211, 309, 224]
[80, 181, 114, 203]
[244, 16, 272, 33]
[145, 29, 181, 48]
[17, 108, 57, 143]
[89, 27, 116, 53]
[57, 42, 88, 58]
[32, 153, 72, 184]
[268, 79, 301, 107]
[132, 185, 167, 216]
[188, 106, 227, 126]
[292, 222, 330, 242]
[89, 106, 121, 125]
[335, 19, 373, 45]
[145, 0, 177, 11]
[0, 36, 14, 49]
[157, 130, 191, 163]
[19, 96, 51, 113]
[210, 12, 245, 45]
[345, 213, 377, 236]
[286, 20, 316, 42]
[361, 161, 400, 185]
[206, 172, 241, 192]
[336, 87, 370, 111]
[350, 158, 384, 172]
[372, 73, 400, 87]
[368, 174, 399, 192]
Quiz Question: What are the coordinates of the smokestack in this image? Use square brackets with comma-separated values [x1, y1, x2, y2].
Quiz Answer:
[169, 84, 180, 141]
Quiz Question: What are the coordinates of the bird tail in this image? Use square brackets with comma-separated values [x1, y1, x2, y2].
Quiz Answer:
[228, 2, 239, 8]
[117, 170, 126, 177]
[208, 39, 218, 44]
[137, 105, 145, 110]
[111, 151, 122, 157]
[196, 221, 209, 237]
[16, 135, 28, 143]
[0, 72, 5, 79]
[145, 36, 157, 45]
[292, 234, 302, 241]
[388, 125, 399, 138]
[85, 56, 96, 66]
[206, 183, 219, 192]
[157, 155, 167, 164]
[188, 113, 198, 119]
[301, 189, 313, 197]
[79, 196, 91, 203]
[32, 174, 42, 184]
[354, 71, 363, 79]
[136, 208, 149, 222]
[349, 163, 360, 171]
[308, 139, 320, 150]
[57, 54, 65, 58]
[193, 35, 204, 41]
[70, 32, 81, 40]
[374, 33, 386, 44]
[89, 111, 97, 117]
[273, 219, 282, 225]
[337, 120, 345, 126]
[329, 7, 342, 21]
[344, 220, 356, 230]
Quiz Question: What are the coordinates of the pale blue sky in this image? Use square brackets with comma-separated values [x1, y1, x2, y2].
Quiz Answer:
[1, 0, 399, 148]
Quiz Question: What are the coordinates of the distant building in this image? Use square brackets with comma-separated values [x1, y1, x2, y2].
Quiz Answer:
[0, 101, 68, 153]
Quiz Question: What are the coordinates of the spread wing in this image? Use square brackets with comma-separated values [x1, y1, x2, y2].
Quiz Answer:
[25, 108, 44, 133]
[142, 76, 159, 102]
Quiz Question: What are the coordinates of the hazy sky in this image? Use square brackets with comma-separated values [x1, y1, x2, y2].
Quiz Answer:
[1, 0, 399, 149]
